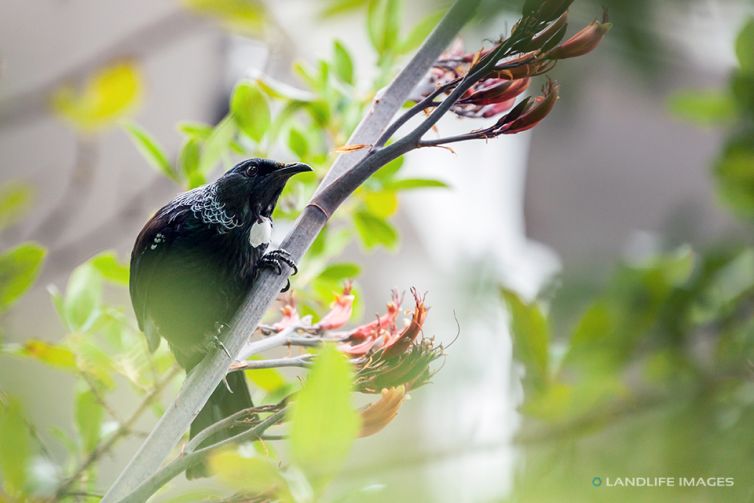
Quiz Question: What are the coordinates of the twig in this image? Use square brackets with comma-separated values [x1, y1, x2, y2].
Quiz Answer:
[235, 325, 297, 361]
[53, 368, 179, 500]
[373, 78, 460, 149]
[103, 2, 481, 500]
[118, 408, 287, 503]
[184, 404, 283, 454]
[229, 354, 313, 371]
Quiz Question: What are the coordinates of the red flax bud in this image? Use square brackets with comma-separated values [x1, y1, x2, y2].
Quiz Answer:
[499, 79, 559, 134]
[458, 78, 530, 106]
[545, 12, 611, 60]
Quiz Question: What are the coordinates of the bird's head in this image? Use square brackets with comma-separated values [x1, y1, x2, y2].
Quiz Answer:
[215, 158, 312, 221]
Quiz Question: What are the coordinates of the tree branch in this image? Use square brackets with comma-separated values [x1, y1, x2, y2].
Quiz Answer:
[103, 2, 481, 500]
[118, 408, 287, 503]
[184, 404, 284, 454]
[229, 354, 313, 371]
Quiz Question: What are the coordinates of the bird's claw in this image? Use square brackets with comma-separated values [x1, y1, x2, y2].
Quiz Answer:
[257, 249, 298, 292]
[212, 335, 232, 360]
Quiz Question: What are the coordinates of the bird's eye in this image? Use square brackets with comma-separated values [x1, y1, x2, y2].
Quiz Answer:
[246, 165, 258, 176]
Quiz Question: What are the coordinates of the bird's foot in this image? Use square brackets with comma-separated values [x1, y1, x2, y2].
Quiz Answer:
[211, 335, 232, 360]
[257, 249, 298, 292]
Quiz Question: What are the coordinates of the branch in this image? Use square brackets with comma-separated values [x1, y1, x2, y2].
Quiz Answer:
[229, 354, 313, 371]
[184, 404, 284, 454]
[103, 2, 481, 500]
[118, 408, 287, 503]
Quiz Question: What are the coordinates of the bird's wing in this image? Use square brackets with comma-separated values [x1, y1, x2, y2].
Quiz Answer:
[129, 208, 188, 352]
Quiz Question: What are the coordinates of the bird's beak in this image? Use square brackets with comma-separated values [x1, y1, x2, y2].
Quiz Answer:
[275, 162, 313, 178]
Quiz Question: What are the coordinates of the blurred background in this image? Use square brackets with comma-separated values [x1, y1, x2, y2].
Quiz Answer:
[1, 0, 753, 502]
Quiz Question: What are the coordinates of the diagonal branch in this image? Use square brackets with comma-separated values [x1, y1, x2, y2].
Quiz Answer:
[119, 408, 288, 503]
[102, 1, 482, 501]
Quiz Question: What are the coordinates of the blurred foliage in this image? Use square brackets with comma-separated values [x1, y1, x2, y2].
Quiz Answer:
[670, 16, 754, 220]
[52, 61, 142, 132]
[505, 245, 754, 502]
[0, 182, 33, 232]
[0, 243, 45, 314]
[505, 17, 754, 503]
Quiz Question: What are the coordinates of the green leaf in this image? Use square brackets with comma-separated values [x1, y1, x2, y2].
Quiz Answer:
[90, 251, 130, 286]
[74, 388, 104, 452]
[0, 397, 31, 495]
[0, 242, 46, 313]
[353, 211, 399, 250]
[667, 91, 737, 126]
[63, 263, 102, 332]
[501, 288, 549, 391]
[333, 40, 355, 85]
[288, 344, 360, 487]
[362, 190, 398, 218]
[397, 10, 443, 55]
[385, 178, 449, 191]
[0, 182, 32, 230]
[179, 138, 204, 188]
[287, 127, 309, 159]
[177, 121, 213, 140]
[319, 263, 361, 281]
[231, 81, 270, 143]
[199, 116, 236, 176]
[209, 451, 293, 502]
[367, 0, 401, 59]
[122, 121, 177, 182]
[735, 17, 754, 72]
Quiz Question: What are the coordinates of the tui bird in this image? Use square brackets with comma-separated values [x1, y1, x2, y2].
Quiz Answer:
[129, 158, 311, 478]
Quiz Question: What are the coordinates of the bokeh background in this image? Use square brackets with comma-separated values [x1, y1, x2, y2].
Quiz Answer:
[1, 0, 753, 501]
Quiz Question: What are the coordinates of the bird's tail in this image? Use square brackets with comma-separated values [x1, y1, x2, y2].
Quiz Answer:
[186, 371, 253, 479]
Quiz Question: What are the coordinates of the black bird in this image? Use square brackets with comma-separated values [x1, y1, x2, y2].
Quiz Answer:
[129, 158, 311, 478]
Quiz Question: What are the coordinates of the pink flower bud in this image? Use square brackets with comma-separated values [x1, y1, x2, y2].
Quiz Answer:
[545, 13, 611, 60]
[459, 78, 530, 106]
[339, 293, 402, 356]
[500, 80, 559, 134]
